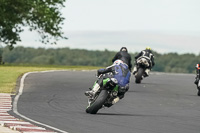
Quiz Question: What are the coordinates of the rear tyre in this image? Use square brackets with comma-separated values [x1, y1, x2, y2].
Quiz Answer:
[86, 90, 108, 114]
[135, 68, 144, 84]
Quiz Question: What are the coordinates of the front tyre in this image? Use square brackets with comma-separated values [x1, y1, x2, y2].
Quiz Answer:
[86, 90, 108, 114]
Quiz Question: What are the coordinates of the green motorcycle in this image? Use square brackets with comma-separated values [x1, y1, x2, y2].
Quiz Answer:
[86, 74, 119, 114]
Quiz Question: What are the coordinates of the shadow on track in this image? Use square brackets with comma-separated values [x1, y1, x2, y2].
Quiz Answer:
[96, 113, 186, 120]
[96, 113, 147, 117]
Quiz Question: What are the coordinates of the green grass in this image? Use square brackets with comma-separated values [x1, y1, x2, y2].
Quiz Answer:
[0, 65, 100, 94]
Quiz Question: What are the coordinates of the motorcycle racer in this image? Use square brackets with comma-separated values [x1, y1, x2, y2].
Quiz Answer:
[132, 47, 155, 77]
[85, 59, 131, 107]
[194, 63, 200, 96]
[194, 63, 200, 85]
[112, 47, 132, 71]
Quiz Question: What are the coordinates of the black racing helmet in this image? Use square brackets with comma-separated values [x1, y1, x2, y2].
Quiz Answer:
[120, 47, 128, 52]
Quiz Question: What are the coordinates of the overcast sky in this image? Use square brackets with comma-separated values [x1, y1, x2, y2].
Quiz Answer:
[17, 0, 200, 54]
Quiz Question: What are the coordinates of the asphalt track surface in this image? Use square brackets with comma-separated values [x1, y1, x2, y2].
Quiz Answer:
[14, 71, 200, 133]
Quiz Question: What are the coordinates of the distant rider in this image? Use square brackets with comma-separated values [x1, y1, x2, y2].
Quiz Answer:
[194, 63, 200, 85]
[112, 47, 132, 71]
[85, 60, 131, 107]
[132, 47, 155, 77]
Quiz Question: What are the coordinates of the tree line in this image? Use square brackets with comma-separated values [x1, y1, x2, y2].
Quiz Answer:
[0, 46, 199, 73]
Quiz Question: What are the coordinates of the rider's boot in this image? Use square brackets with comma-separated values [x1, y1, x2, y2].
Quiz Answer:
[194, 78, 199, 85]
[112, 96, 120, 104]
[104, 96, 120, 108]
[144, 68, 150, 77]
[198, 88, 200, 96]
[132, 66, 137, 75]
[85, 83, 100, 97]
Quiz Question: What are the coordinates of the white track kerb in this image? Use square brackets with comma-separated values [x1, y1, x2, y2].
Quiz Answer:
[13, 70, 69, 133]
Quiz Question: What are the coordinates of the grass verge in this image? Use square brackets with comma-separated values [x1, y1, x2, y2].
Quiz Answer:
[0, 65, 100, 94]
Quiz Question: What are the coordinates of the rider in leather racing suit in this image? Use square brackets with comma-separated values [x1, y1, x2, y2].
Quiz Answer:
[194, 63, 200, 85]
[132, 47, 155, 77]
[112, 47, 132, 71]
[85, 60, 131, 106]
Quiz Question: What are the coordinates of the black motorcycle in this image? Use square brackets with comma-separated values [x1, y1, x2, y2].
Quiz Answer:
[134, 57, 150, 83]
[197, 86, 200, 96]
[85, 74, 119, 114]
[195, 79, 200, 96]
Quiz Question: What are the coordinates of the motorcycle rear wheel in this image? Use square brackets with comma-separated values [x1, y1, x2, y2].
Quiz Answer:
[135, 68, 144, 84]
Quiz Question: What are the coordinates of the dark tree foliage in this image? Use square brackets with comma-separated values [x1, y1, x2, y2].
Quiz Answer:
[3, 46, 117, 67]
[2, 46, 199, 73]
[0, 0, 67, 49]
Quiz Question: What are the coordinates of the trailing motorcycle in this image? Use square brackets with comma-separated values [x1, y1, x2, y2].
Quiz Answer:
[85, 74, 119, 114]
[134, 57, 151, 83]
[196, 83, 200, 96]
[195, 77, 200, 96]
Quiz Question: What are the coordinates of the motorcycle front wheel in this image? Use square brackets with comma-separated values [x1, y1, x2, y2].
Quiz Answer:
[86, 90, 109, 114]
